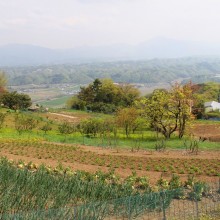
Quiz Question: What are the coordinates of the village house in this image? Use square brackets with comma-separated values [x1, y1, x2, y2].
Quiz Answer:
[204, 101, 220, 112]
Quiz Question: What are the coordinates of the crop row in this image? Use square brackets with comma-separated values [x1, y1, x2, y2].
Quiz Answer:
[0, 140, 219, 176]
[0, 157, 217, 219]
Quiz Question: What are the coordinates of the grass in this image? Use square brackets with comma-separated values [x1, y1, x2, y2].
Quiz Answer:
[194, 119, 220, 125]
[0, 108, 219, 150]
[0, 108, 219, 219]
[38, 95, 71, 108]
[0, 127, 219, 150]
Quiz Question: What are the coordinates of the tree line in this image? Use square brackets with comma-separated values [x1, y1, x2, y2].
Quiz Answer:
[0, 71, 32, 110]
[68, 79, 196, 139]
[67, 78, 140, 113]
[3, 57, 220, 86]
[0, 69, 218, 140]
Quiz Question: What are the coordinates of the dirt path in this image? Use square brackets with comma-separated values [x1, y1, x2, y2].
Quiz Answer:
[45, 112, 80, 123]
[48, 112, 78, 119]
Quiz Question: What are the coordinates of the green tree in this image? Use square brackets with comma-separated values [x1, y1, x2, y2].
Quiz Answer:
[67, 96, 86, 110]
[14, 114, 38, 135]
[72, 78, 140, 113]
[78, 85, 95, 104]
[40, 121, 53, 135]
[2, 91, 32, 110]
[77, 118, 103, 137]
[116, 107, 139, 138]
[192, 82, 220, 119]
[138, 90, 178, 139]
[171, 82, 194, 138]
[118, 84, 140, 106]
[58, 121, 76, 141]
[137, 83, 194, 139]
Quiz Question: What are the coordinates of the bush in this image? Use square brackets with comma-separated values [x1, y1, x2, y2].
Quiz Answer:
[87, 102, 117, 114]
[14, 113, 38, 135]
[204, 110, 220, 120]
[68, 96, 86, 111]
[58, 122, 76, 140]
[188, 182, 209, 201]
[78, 118, 104, 137]
[1, 91, 32, 110]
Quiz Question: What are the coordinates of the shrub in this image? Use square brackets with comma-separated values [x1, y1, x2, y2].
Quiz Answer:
[77, 118, 103, 137]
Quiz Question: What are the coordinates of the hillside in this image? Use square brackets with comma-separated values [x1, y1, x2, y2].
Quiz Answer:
[193, 82, 220, 102]
[2, 57, 220, 86]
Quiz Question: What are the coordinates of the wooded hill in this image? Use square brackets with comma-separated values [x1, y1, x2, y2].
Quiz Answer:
[2, 57, 220, 86]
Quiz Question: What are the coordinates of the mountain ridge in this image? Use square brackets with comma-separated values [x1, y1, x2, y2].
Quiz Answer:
[1, 37, 220, 66]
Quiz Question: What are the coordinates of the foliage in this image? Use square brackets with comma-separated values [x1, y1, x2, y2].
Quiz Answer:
[4, 58, 220, 86]
[40, 121, 53, 134]
[66, 96, 86, 110]
[188, 182, 210, 201]
[77, 118, 104, 137]
[169, 174, 182, 190]
[184, 138, 199, 154]
[116, 107, 139, 137]
[192, 82, 220, 119]
[1, 91, 32, 110]
[14, 114, 38, 135]
[157, 174, 184, 199]
[155, 139, 166, 151]
[171, 82, 194, 138]
[125, 171, 151, 191]
[0, 112, 6, 129]
[0, 157, 145, 209]
[58, 121, 76, 140]
[137, 82, 194, 139]
[87, 102, 117, 114]
[0, 156, 217, 219]
[70, 78, 140, 113]
[138, 90, 177, 139]
[204, 110, 220, 119]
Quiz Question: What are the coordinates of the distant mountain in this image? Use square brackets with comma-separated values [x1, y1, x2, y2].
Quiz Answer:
[3, 57, 220, 86]
[1, 38, 220, 66]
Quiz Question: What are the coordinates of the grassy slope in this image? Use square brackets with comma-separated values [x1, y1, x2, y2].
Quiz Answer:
[0, 108, 219, 150]
[38, 95, 71, 108]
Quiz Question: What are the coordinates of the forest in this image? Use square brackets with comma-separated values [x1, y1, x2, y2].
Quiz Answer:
[2, 57, 220, 86]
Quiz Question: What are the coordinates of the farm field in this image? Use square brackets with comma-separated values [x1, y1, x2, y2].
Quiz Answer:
[38, 95, 71, 108]
[192, 121, 220, 142]
[0, 139, 219, 184]
[0, 109, 219, 219]
[0, 139, 219, 219]
[9, 83, 81, 105]
[2, 155, 220, 220]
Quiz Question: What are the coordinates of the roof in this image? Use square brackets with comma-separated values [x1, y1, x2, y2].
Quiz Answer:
[204, 101, 220, 108]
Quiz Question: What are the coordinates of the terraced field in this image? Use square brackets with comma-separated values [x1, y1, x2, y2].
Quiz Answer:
[0, 139, 219, 184]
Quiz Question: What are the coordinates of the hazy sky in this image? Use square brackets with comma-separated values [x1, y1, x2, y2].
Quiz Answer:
[0, 0, 220, 49]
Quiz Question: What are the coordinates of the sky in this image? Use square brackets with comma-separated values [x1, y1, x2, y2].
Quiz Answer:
[0, 0, 220, 49]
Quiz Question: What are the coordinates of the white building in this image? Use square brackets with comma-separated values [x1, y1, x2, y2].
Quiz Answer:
[204, 101, 220, 112]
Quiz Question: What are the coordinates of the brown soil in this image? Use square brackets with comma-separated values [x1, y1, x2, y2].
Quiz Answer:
[1, 143, 219, 185]
[79, 144, 220, 159]
[192, 123, 220, 142]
